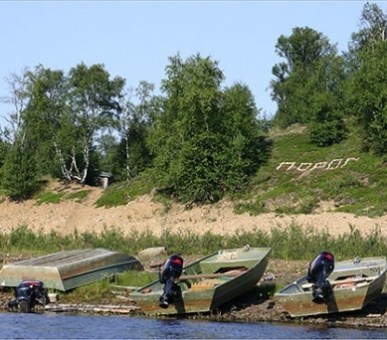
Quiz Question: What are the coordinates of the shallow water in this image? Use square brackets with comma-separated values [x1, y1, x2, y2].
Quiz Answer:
[1, 312, 387, 339]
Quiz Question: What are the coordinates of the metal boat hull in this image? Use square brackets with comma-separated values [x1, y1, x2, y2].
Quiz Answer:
[275, 256, 387, 317]
[131, 247, 271, 315]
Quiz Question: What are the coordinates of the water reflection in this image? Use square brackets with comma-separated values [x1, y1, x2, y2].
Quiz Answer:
[0, 313, 386, 339]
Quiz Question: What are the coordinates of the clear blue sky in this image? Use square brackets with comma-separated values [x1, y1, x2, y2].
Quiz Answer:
[0, 1, 380, 122]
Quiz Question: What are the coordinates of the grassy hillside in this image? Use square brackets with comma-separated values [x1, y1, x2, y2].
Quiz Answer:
[234, 125, 387, 218]
[3, 125, 387, 260]
[36, 124, 386, 219]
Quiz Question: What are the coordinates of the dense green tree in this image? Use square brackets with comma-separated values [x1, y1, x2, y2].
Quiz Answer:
[23, 65, 75, 179]
[270, 26, 347, 146]
[0, 138, 39, 201]
[348, 41, 387, 156]
[148, 54, 268, 204]
[307, 54, 348, 146]
[222, 83, 269, 178]
[308, 92, 347, 147]
[270, 27, 341, 128]
[346, 3, 387, 157]
[0, 139, 10, 170]
[148, 54, 225, 203]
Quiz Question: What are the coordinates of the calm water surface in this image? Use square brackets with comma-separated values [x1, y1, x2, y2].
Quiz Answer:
[1, 312, 387, 339]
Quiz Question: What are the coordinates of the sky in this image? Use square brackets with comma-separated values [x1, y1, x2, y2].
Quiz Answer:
[0, 1, 382, 122]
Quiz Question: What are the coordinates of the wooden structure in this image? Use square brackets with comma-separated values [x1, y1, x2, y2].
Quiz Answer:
[99, 172, 113, 189]
[275, 256, 387, 317]
[0, 248, 143, 292]
[130, 246, 271, 315]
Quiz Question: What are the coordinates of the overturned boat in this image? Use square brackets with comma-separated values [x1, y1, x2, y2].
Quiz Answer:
[130, 246, 271, 315]
[0, 248, 143, 291]
[275, 256, 387, 317]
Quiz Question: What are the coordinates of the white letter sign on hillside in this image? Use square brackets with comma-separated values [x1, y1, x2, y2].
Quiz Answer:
[276, 157, 359, 172]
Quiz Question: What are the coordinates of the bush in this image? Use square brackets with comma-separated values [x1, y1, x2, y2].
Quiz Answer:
[0, 143, 40, 201]
[309, 119, 346, 147]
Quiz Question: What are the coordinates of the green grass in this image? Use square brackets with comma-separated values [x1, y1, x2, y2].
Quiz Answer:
[60, 279, 115, 303]
[113, 270, 158, 287]
[36, 192, 65, 205]
[1, 223, 386, 262]
[59, 270, 159, 303]
[35, 188, 91, 205]
[95, 176, 154, 208]
[232, 130, 387, 218]
[3, 224, 386, 300]
[66, 190, 90, 203]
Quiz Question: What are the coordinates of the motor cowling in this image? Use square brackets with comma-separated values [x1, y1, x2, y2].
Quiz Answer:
[159, 254, 183, 309]
[307, 251, 334, 303]
[8, 280, 49, 313]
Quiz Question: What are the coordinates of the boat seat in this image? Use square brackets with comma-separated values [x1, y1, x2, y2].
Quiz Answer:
[301, 275, 378, 290]
[330, 275, 378, 287]
[200, 260, 255, 274]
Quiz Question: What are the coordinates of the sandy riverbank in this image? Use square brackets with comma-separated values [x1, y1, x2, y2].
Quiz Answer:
[1, 182, 387, 327]
[1, 183, 387, 239]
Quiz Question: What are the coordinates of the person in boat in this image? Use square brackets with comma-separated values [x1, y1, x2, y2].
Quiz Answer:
[159, 254, 184, 309]
[307, 251, 335, 303]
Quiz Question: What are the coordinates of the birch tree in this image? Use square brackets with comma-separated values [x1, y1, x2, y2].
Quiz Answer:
[0, 67, 30, 146]
[23, 65, 75, 180]
[67, 63, 124, 184]
[116, 81, 154, 180]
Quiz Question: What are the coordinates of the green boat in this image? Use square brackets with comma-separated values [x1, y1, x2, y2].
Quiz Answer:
[130, 246, 271, 315]
[275, 256, 387, 317]
[0, 248, 143, 291]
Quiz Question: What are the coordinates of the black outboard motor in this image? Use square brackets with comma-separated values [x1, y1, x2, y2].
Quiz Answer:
[8, 280, 49, 313]
[307, 251, 335, 303]
[159, 254, 184, 309]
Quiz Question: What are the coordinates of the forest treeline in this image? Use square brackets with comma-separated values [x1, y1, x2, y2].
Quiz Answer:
[0, 3, 386, 204]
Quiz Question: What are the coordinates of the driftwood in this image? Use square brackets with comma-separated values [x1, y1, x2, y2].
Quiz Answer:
[45, 303, 141, 314]
[110, 284, 140, 293]
[149, 262, 164, 269]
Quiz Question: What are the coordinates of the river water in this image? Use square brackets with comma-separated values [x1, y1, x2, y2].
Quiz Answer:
[1, 312, 387, 339]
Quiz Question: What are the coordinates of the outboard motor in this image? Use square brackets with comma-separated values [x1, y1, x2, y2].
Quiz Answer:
[8, 280, 49, 313]
[307, 251, 335, 303]
[159, 254, 184, 309]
